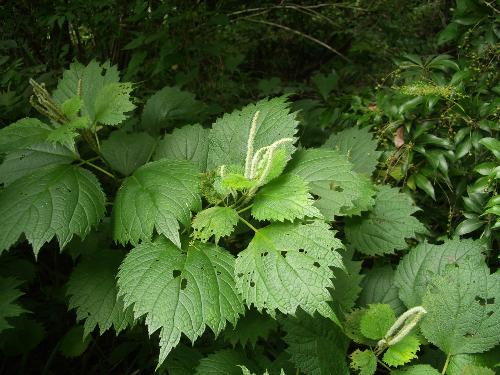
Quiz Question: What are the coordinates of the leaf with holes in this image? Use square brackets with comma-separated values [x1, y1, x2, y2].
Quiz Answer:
[192, 206, 239, 243]
[350, 349, 377, 375]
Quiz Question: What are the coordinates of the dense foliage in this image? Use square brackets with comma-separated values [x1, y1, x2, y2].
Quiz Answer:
[0, 1, 498, 374]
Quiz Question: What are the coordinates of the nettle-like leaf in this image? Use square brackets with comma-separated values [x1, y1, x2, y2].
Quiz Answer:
[192, 206, 239, 243]
[447, 348, 500, 375]
[349, 349, 377, 375]
[251, 174, 322, 222]
[194, 349, 257, 375]
[359, 303, 395, 340]
[234, 221, 343, 321]
[394, 238, 487, 307]
[391, 364, 440, 375]
[93, 82, 135, 125]
[286, 149, 375, 219]
[223, 308, 278, 348]
[101, 130, 156, 176]
[207, 96, 298, 170]
[0, 142, 77, 186]
[383, 334, 421, 367]
[67, 250, 134, 338]
[358, 265, 405, 315]
[112, 159, 201, 248]
[117, 238, 244, 366]
[282, 311, 350, 375]
[461, 365, 496, 375]
[0, 117, 51, 153]
[0, 164, 106, 255]
[154, 124, 209, 172]
[322, 126, 381, 176]
[163, 344, 203, 375]
[0, 277, 27, 333]
[345, 185, 426, 255]
[59, 325, 90, 358]
[421, 259, 500, 355]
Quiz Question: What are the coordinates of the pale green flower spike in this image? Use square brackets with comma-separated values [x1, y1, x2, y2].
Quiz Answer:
[244, 110, 260, 178]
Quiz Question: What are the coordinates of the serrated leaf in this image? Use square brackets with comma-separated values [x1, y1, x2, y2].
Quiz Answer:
[46, 116, 89, 149]
[101, 130, 156, 176]
[0, 142, 77, 186]
[421, 259, 500, 355]
[0, 118, 51, 153]
[117, 238, 244, 366]
[194, 349, 258, 375]
[207, 96, 298, 170]
[358, 265, 405, 315]
[154, 124, 209, 172]
[341, 174, 376, 216]
[112, 159, 201, 248]
[394, 239, 487, 308]
[282, 311, 349, 375]
[222, 173, 255, 191]
[235, 221, 343, 321]
[349, 349, 377, 375]
[461, 365, 496, 375]
[94, 82, 135, 125]
[360, 304, 396, 340]
[345, 185, 426, 255]
[223, 308, 278, 348]
[447, 348, 500, 375]
[67, 250, 134, 338]
[323, 126, 381, 176]
[391, 364, 440, 375]
[0, 164, 106, 256]
[252, 174, 322, 222]
[383, 334, 420, 367]
[59, 325, 90, 358]
[345, 308, 373, 345]
[0, 277, 27, 333]
[163, 344, 203, 375]
[286, 149, 372, 219]
[192, 206, 239, 243]
[61, 96, 82, 118]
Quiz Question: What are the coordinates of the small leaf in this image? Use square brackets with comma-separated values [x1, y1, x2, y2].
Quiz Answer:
[0, 118, 51, 153]
[349, 349, 377, 375]
[0, 277, 27, 333]
[192, 206, 239, 243]
[383, 334, 420, 367]
[414, 173, 435, 200]
[456, 218, 485, 236]
[194, 349, 258, 375]
[59, 325, 91, 358]
[360, 304, 396, 340]
[479, 137, 500, 159]
[94, 82, 135, 125]
[391, 364, 440, 375]
[461, 365, 496, 375]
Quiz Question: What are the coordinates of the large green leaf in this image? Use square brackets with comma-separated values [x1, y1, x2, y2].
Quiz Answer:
[322, 126, 381, 176]
[0, 118, 51, 153]
[391, 365, 440, 375]
[0, 277, 27, 333]
[223, 308, 278, 348]
[101, 130, 156, 176]
[93, 82, 135, 125]
[421, 259, 500, 355]
[394, 239, 487, 307]
[117, 239, 244, 366]
[194, 349, 258, 375]
[67, 250, 134, 337]
[207, 96, 298, 170]
[251, 174, 321, 222]
[286, 149, 374, 219]
[345, 185, 426, 255]
[282, 311, 349, 375]
[0, 164, 106, 255]
[154, 124, 210, 172]
[112, 159, 201, 248]
[235, 221, 343, 321]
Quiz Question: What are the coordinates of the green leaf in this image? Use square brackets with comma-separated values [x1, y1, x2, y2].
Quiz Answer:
[194, 349, 257, 375]
[358, 265, 405, 315]
[287, 149, 373, 219]
[282, 311, 349, 375]
[163, 344, 203, 375]
[192, 206, 239, 243]
[456, 219, 485, 236]
[322, 126, 381, 176]
[67, 250, 134, 338]
[94, 82, 135, 125]
[46, 116, 89, 149]
[207, 96, 298, 170]
[61, 96, 82, 118]
[394, 238, 487, 308]
[154, 124, 209, 171]
[59, 325, 91, 358]
[447, 348, 500, 375]
[349, 349, 377, 375]
[421, 259, 500, 355]
[383, 334, 420, 367]
[234, 221, 343, 321]
[345, 308, 373, 345]
[222, 173, 255, 191]
[360, 304, 396, 340]
[414, 174, 436, 200]
[141, 86, 205, 133]
[0, 316, 45, 356]
[101, 130, 156, 176]
[112, 159, 201, 248]
[391, 364, 440, 375]
[117, 238, 243, 366]
[345, 185, 426, 256]
[0, 164, 106, 256]
[0, 142, 77, 186]
[479, 137, 500, 159]
[223, 308, 278, 348]
[0, 277, 27, 333]
[461, 365, 496, 375]
[252, 174, 322, 222]
[0, 118, 51, 153]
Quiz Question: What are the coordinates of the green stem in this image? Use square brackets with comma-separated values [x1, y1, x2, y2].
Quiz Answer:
[237, 205, 253, 214]
[238, 215, 259, 233]
[376, 357, 392, 372]
[79, 159, 116, 180]
[441, 353, 451, 375]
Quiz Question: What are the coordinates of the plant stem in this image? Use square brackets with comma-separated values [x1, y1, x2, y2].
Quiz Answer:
[376, 358, 392, 372]
[238, 215, 259, 233]
[237, 205, 253, 214]
[79, 159, 117, 180]
[441, 353, 451, 375]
